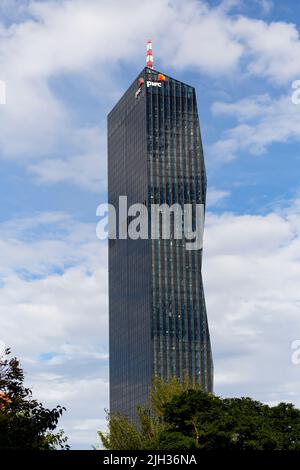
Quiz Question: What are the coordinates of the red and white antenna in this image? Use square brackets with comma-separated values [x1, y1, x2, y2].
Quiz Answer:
[146, 40, 153, 69]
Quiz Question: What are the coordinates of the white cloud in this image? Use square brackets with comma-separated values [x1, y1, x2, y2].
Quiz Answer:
[159, 1, 243, 74]
[212, 94, 272, 121]
[231, 16, 300, 84]
[0, 0, 30, 24]
[28, 127, 107, 191]
[210, 93, 300, 161]
[0, 0, 299, 181]
[0, 0, 167, 160]
[203, 200, 300, 403]
[28, 152, 102, 192]
[2, 202, 300, 447]
[207, 187, 230, 207]
[30, 374, 108, 449]
[0, 212, 108, 448]
[255, 0, 273, 16]
[0, 212, 103, 277]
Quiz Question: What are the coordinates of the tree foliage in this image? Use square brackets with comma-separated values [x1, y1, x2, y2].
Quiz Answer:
[99, 376, 300, 450]
[0, 348, 68, 450]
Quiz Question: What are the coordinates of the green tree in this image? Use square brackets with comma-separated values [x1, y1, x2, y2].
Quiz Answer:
[99, 377, 300, 450]
[161, 390, 300, 450]
[98, 376, 200, 450]
[0, 349, 68, 450]
[99, 407, 155, 450]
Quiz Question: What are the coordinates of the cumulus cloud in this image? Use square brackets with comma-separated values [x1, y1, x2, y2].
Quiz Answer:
[0, 0, 299, 189]
[258, 0, 274, 15]
[1, 202, 300, 446]
[1, 267, 109, 449]
[204, 200, 300, 403]
[231, 16, 300, 84]
[158, 0, 243, 74]
[210, 92, 300, 161]
[0, 212, 108, 448]
[206, 187, 231, 207]
[28, 127, 107, 191]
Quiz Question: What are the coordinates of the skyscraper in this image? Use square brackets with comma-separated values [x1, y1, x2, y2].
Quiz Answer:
[107, 47, 213, 420]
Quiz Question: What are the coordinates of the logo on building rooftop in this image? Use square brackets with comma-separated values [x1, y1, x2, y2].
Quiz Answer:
[147, 80, 162, 87]
[146, 73, 166, 88]
[135, 73, 166, 97]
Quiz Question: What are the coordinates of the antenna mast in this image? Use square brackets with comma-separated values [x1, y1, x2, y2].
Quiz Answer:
[146, 40, 153, 69]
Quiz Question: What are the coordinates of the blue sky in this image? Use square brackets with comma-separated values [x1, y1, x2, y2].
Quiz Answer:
[0, 0, 300, 449]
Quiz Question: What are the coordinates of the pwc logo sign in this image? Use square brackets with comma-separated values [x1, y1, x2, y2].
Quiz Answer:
[147, 73, 166, 88]
[135, 73, 166, 98]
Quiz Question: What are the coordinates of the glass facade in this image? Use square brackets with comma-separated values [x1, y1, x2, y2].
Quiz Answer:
[108, 68, 213, 420]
